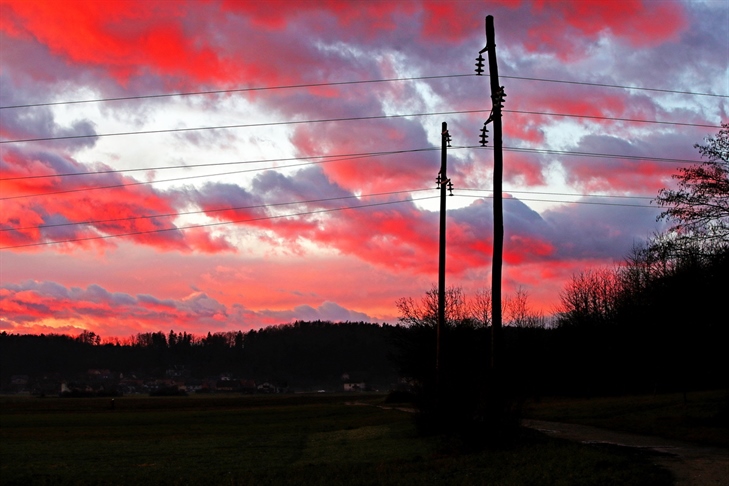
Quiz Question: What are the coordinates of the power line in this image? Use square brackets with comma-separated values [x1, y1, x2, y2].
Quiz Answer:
[498, 146, 701, 165]
[454, 193, 660, 209]
[460, 188, 655, 200]
[0, 194, 440, 250]
[0, 147, 439, 181]
[0, 190, 663, 251]
[2, 187, 659, 234]
[500, 74, 728, 99]
[1, 144, 701, 184]
[505, 109, 719, 129]
[0, 74, 473, 110]
[1, 144, 702, 201]
[2, 188, 435, 232]
[2, 72, 724, 111]
[0, 109, 490, 144]
[0, 146, 448, 200]
[1, 107, 720, 145]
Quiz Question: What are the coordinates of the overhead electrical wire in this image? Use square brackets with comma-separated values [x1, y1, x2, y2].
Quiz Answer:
[454, 193, 661, 209]
[0, 109, 490, 144]
[499, 74, 728, 98]
[459, 188, 655, 201]
[0, 107, 720, 145]
[0, 147, 440, 181]
[2, 187, 658, 233]
[0, 144, 703, 201]
[0, 194, 441, 250]
[2, 188, 436, 232]
[495, 146, 701, 165]
[0, 144, 703, 183]
[0, 75, 474, 109]
[0, 191, 663, 251]
[1, 72, 724, 110]
[503, 109, 718, 129]
[0, 147, 445, 200]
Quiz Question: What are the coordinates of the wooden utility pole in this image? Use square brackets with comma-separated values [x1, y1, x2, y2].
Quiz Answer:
[436, 121, 452, 388]
[477, 15, 505, 373]
[487, 16, 504, 374]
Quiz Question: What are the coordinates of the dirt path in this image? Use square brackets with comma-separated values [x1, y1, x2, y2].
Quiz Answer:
[522, 419, 729, 486]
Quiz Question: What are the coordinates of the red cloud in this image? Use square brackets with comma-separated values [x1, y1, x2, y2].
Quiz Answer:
[503, 153, 548, 186]
[0, 0, 236, 87]
[527, 0, 687, 60]
[289, 118, 435, 194]
[0, 150, 235, 253]
[563, 157, 675, 194]
[221, 0, 412, 33]
[0, 281, 242, 336]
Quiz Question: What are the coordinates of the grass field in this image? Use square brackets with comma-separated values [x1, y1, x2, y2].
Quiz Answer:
[522, 389, 729, 447]
[1, 393, 672, 485]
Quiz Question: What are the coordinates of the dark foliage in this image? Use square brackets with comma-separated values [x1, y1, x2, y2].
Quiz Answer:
[655, 122, 729, 251]
[0, 321, 400, 392]
[555, 244, 729, 396]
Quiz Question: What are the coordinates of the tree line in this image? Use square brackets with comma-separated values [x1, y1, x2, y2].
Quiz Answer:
[0, 321, 400, 391]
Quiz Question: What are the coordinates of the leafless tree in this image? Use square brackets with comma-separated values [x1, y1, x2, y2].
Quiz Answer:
[557, 268, 622, 327]
[504, 286, 546, 328]
[655, 123, 729, 254]
[396, 285, 472, 328]
[470, 287, 493, 328]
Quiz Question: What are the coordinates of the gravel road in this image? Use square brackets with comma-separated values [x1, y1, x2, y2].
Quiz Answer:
[522, 419, 729, 486]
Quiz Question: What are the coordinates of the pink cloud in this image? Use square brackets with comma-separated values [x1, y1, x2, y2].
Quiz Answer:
[0, 279, 382, 337]
[0, 0, 237, 87]
[0, 148, 235, 253]
[527, 0, 687, 60]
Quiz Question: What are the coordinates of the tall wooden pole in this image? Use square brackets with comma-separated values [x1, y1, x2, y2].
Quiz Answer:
[436, 121, 450, 388]
[485, 15, 504, 374]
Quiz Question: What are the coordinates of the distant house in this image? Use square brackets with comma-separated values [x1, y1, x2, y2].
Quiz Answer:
[165, 366, 189, 378]
[10, 375, 29, 386]
[215, 379, 240, 392]
[240, 379, 256, 394]
[87, 369, 113, 380]
[257, 382, 283, 394]
[343, 382, 367, 392]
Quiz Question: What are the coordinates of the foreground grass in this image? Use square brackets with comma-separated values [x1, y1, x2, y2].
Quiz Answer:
[1, 393, 671, 485]
[523, 389, 729, 447]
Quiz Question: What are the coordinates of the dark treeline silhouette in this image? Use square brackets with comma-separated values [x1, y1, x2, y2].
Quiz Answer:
[553, 243, 728, 396]
[0, 321, 400, 392]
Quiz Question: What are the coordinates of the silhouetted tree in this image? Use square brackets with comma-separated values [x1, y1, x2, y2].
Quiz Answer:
[655, 122, 729, 254]
[76, 330, 101, 346]
[394, 286, 544, 445]
[557, 268, 621, 328]
[504, 287, 546, 328]
[470, 287, 492, 328]
[395, 285, 472, 328]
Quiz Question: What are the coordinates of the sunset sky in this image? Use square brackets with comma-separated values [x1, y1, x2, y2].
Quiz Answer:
[1, 0, 727, 339]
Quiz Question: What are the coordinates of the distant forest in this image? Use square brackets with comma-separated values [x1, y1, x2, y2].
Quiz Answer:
[0, 321, 401, 393]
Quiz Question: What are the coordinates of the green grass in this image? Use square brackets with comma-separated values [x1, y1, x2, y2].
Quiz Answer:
[1, 393, 672, 485]
[523, 389, 729, 447]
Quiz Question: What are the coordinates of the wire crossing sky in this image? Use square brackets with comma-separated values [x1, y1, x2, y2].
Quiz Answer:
[1, 0, 727, 338]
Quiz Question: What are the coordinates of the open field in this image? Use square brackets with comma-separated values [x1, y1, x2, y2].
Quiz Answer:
[1, 393, 672, 485]
[522, 390, 729, 448]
